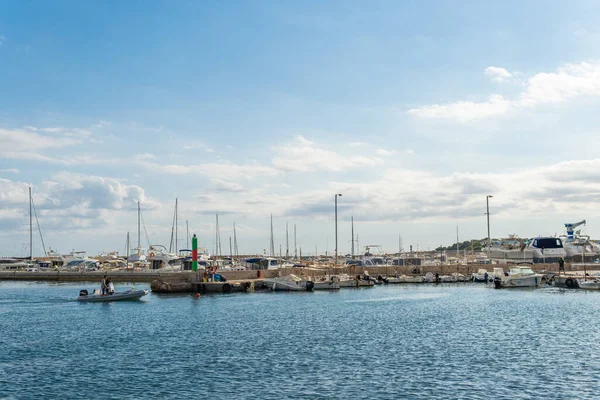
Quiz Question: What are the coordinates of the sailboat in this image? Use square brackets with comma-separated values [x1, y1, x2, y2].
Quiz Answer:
[148, 199, 183, 270]
[128, 201, 148, 266]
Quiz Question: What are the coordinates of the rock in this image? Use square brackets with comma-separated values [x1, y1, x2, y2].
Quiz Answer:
[151, 279, 192, 293]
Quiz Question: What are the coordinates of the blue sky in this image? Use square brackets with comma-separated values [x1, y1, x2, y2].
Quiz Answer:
[2, 1, 600, 256]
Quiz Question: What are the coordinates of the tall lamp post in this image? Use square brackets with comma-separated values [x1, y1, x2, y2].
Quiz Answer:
[486, 195, 493, 260]
[335, 193, 342, 266]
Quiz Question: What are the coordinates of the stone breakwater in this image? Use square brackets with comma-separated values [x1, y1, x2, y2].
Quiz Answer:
[0, 262, 589, 285]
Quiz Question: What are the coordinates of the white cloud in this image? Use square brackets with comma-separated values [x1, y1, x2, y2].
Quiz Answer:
[183, 142, 214, 152]
[409, 61, 600, 122]
[272, 136, 384, 172]
[0, 168, 19, 174]
[485, 66, 512, 83]
[376, 148, 396, 156]
[409, 94, 511, 122]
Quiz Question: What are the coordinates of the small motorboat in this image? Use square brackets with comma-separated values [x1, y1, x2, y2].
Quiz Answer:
[492, 266, 543, 289]
[263, 274, 314, 291]
[578, 279, 600, 290]
[311, 275, 341, 290]
[77, 288, 148, 302]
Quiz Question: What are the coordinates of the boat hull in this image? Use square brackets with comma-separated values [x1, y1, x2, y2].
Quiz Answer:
[77, 289, 148, 302]
[501, 275, 542, 288]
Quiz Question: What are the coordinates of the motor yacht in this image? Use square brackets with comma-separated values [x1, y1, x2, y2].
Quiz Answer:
[525, 237, 567, 263]
[488, 236, 534, 263]
[148, 245, 183, 270]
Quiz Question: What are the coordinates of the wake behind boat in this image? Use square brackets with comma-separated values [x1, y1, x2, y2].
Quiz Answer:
[77, 288, 148, 302]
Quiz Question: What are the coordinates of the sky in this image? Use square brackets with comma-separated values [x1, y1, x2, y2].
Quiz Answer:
[2, 0, 600, 257]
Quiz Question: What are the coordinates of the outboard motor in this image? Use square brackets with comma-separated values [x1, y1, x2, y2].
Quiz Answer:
[493, 277, 502, 289]
[79, 289, 89, 297]
[305, 281, 315, 292]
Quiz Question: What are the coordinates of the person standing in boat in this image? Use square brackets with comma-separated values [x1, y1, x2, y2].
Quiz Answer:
[101, 275, 108, 295]
[106, 277, 115, 295]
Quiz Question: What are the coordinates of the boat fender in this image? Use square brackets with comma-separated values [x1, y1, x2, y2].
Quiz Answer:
[565, 278, 576, 289]
[222, 283, 232, 294]
[306, 281, 315, 292]
[149, 252, 155, 258]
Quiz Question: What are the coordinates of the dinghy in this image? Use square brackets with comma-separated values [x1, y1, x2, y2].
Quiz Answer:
[77, 288, 148, 302]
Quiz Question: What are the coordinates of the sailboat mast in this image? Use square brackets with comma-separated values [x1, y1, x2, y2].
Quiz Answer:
[286, 222, 289, 259]
[229, 237, 232, 260]
[351, 216, 354, 259]
[269, 214, 275, 257]
[29, 186, 32, 260]
[126, 232, 130, 264]
[294, 224, 297, 259]
[186, 220, 189, 250]
[137, 201, 141, 255]
[175, 198, 178, 254]
[216, 213, 221, 257]
[233, 222, 238, 258]
[456, 226, 459, 258]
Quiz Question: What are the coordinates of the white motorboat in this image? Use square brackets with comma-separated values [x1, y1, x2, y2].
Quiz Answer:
[439, 275, 454, 283]
[525, 237, 567, 263]
[578, 279, 600, 290]
[492, 266, 543, 288]
[263, 274, 314, 291]
[311, 275, 340, 290]
[338, 274, 375, 287]
[472, 269, 492, 282]
[77, 288, 148, 302]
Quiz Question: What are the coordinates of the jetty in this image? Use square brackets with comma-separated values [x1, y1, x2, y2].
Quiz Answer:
[2, 262, 595, 294]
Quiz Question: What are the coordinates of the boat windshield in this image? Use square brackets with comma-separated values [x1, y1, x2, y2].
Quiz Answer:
[532, 238, 563, 249]
[511, 267, 534, 275]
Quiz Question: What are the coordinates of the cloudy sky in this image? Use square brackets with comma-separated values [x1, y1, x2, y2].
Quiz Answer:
[2, 0, 600, 257]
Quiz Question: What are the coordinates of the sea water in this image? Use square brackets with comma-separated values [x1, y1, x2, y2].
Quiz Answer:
[1, 281, 599, 399]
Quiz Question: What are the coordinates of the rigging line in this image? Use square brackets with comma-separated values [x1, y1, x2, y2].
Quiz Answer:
[140, 210, 151, 248]
[31, 195, 47, 256]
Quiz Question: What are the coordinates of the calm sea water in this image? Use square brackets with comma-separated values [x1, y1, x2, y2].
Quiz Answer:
[1, 281, 599, 399]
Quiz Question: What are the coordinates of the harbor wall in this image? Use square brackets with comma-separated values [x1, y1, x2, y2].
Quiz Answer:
[1, 262, 596, 283]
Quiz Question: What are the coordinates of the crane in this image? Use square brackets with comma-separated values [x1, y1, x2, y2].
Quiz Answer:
[564, 220, 586, 241]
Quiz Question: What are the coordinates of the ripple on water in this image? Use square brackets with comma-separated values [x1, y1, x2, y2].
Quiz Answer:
[1, 282, 600, 399]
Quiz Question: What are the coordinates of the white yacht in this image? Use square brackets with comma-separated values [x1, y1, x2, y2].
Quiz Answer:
[148, 245, 183, 270]
[525, 237, 567, 263]
[488, 236, 534, 263]
[360, 245, 387, 267]
[263, 274, 314, 291]
[492, 266, 543, 288]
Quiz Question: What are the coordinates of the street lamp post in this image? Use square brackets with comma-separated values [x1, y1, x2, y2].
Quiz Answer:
[335, 193, 342, 266]
[486, 195, 494, 260]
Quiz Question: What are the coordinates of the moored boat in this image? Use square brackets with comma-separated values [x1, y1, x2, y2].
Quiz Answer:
[311, 275, 341, 290]
[578, 279, 600, 290]
[263, 274, 314, 291]
[492, 266, 543, 288]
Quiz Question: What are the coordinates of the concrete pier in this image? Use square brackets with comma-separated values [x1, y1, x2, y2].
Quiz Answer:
[1, 263, 594, 294]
